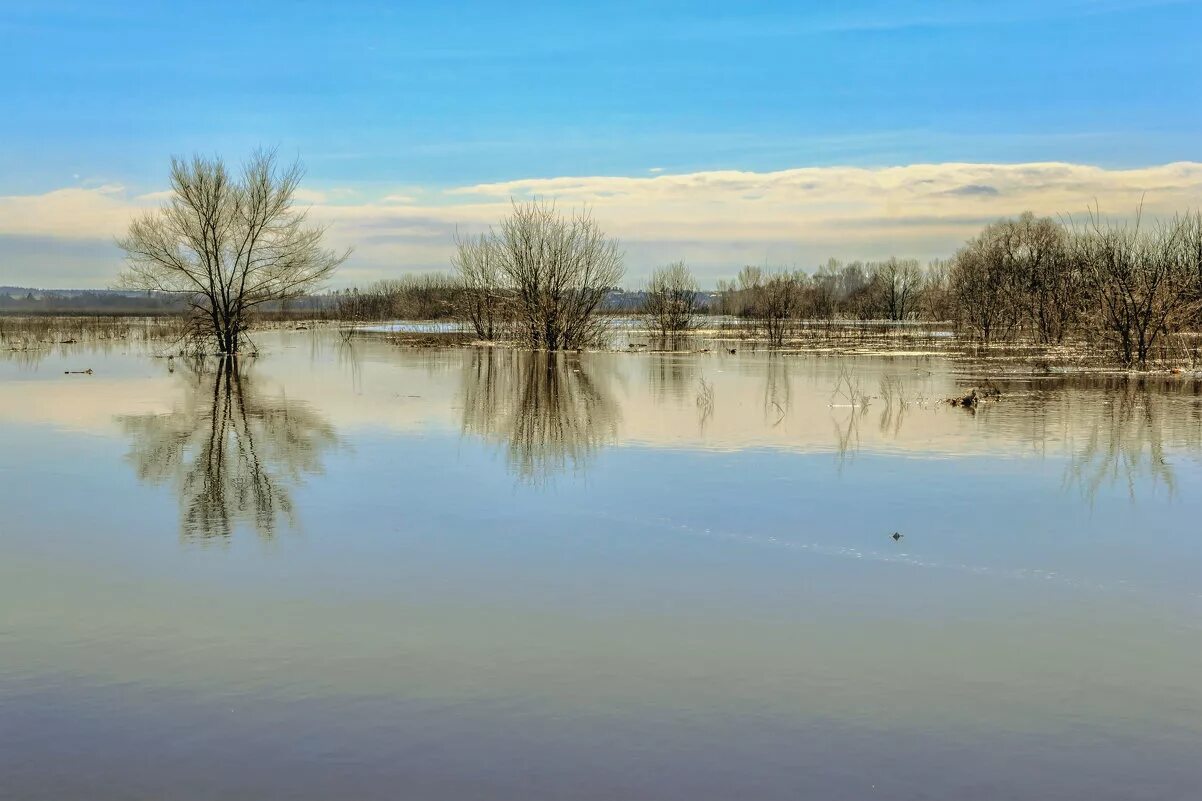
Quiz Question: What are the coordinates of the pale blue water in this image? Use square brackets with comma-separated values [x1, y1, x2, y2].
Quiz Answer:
[1, 332, 1200, 800]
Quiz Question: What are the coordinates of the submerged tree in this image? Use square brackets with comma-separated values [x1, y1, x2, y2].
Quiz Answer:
[1008, 211, 1079, 344]
[745, 271, 803, 347]
[950, 221, 1022, 344]
[869, 257, 924, 321]
[644, 261, 701, 336]
[452, 200, 624, 350]
[117, 149, 349, 354]
[452, 231, 506, 340]
[1075, 210, 1201, 367]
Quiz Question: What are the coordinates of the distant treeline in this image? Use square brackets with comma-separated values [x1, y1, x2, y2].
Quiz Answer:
[323, 279, 666, 322]
[709, 210, 1202, 365]
[13, 207, 1202, 366]
[0, 289, 188, 315]
[0, 282, 651, 319]
[0, 288, 330, 317]
[312, 208, 1202, 365]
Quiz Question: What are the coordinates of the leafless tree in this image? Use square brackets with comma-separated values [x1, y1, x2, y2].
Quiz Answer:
[751, 272, 803, 346]
[921, 259, 954, 320]
[644, 261, 701, 336]
[870, 257, 923, 320]
[475, 200, 624, 350]
[1075, 210, 1201, 367]
[117, 149, 349, 354]
[1002, 212, 1079, 343]
[452, 232, 506, 340]
[809, 259, 842, 320]
[1180, 210, 1202, 325]
[950, 221, 1022, 344]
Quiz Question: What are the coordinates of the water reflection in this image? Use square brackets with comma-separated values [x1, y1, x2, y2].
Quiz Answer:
[762, 356, 792, 426]
[1062, 378, 1186, 501]
[460, 349, 620, 481]
[955, 374, 1201, 502]
[647, 352, 698, 401]
[119, 356, 338, 540]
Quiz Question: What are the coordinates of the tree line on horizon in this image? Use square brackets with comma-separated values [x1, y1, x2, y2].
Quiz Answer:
[342, 207, 1202, 366]
[107, 149, 1202, 367]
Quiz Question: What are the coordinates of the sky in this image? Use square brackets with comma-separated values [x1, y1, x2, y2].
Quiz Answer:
[0, 0, 1199, 288]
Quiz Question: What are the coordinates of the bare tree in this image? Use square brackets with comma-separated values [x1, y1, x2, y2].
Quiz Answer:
[921, 259, 954, 321]
[452, 232, 506, 340]
[486, 200, 624, 350]
[1006, 212, 1079, 343]
[870, 257, 923, 321]
[1075, 210, 1201, 367]
[950, 221, 1021, 344]
[750, 272, 803, 347]
[809, 259, 841, 320]
[117, 149, 349, 354]
[644, 261, 701, 336]
[1181, 210, 1202, 326]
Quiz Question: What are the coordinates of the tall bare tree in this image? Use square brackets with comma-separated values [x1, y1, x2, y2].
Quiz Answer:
[950, 221, 1021, 344]
[452, 201, 623, 349]
[870, 257, 923, 321]
[750, 272, 803, 347]
[495, 201, 624, 350]
[644, 260, 701, 336]
[117, 149, 349, 354]
[1075, 210, 1201, 367]
[452, 232, 506, 340]
[1006, 212, 1079, 343]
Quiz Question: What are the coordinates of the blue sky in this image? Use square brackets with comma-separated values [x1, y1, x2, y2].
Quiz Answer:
[1, 0, 1200, 286]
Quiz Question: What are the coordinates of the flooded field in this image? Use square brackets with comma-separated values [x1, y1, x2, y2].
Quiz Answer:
[2, 330, 1200, 800]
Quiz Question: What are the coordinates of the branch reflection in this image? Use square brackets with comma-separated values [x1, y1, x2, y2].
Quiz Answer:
[1062, 378, 1184, 501]
[461, 349, 620, 482]
[119, 356, 338, 541]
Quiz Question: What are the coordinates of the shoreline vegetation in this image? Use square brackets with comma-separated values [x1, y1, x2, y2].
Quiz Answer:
[5, 314, 1202, 378]
[5, 149, 1201, 371]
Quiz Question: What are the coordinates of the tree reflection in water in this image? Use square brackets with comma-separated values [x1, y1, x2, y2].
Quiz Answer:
[965, 374, 1200, 502]
[647, 350, 697, 402]
[461, 349, 620, 482]
[1062, 378, 1187, 501]
[119, 356, 338, 540]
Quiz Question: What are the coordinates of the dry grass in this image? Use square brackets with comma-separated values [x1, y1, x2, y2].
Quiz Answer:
[0, 315, 192, 350]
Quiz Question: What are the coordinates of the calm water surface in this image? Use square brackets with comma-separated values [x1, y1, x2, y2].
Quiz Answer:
[2, 331, 1200, 800]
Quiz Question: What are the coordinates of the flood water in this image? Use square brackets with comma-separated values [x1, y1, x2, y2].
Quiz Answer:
[2, 330, 1200, 801]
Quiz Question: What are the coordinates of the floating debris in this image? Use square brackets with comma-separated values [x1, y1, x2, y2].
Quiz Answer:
[946, 385, 1001, 408]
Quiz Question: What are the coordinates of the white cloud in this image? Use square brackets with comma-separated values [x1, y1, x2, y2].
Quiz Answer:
[0, 184, 151, 241]
[3, 161, 1201, 287]
[291, 187, 331, 204]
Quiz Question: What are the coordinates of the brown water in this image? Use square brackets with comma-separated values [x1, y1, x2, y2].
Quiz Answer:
[2, 331, 1200, 800]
